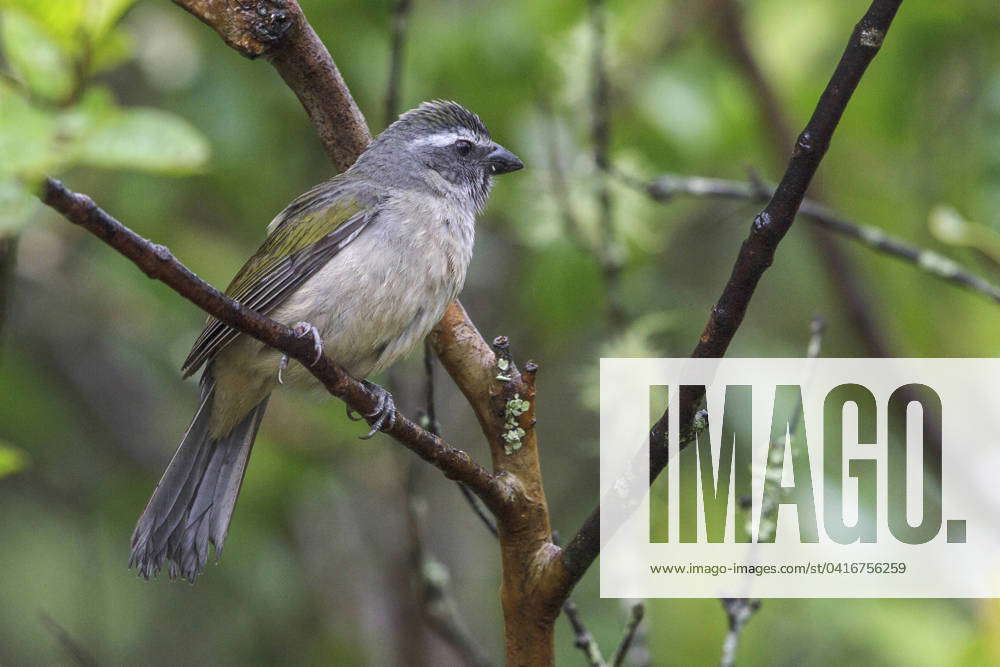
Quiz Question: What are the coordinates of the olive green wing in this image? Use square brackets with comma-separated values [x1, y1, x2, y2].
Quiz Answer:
[181, 185, 375, 377]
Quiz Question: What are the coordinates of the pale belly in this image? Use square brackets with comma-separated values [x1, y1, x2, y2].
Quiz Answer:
[207, 203, 472, 437]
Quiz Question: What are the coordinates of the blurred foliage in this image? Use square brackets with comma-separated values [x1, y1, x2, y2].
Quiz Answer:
[0, 438, 26, 477]
[0, 0, 207, 231]
[2, 0, 1000, 665]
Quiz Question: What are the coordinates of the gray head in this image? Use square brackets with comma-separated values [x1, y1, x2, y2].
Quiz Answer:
[352, 100, 523, 210]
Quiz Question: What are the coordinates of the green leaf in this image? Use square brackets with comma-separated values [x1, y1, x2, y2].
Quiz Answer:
[0, 440, 28, 478]
[0, 82, 62, 177]
[0, 1, 87, 49]
[90, 25, 134, 74]
[1, 0, 138, 44]
[0, 9, 74, 101]
[81, 0, 138, 40]
[73, 107, 210, 174]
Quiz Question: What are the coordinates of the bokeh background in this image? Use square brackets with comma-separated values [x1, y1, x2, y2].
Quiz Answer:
[3, 0, 1000, 664]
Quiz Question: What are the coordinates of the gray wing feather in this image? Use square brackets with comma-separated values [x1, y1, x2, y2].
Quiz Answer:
[181, 208, 373, 377]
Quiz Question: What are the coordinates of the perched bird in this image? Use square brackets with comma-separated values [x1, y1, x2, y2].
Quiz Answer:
[129, 100, 523, 582]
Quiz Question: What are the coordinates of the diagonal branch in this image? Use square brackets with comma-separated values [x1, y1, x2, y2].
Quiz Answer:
[173, 0, 370, 172]
[39, 177, 508, 513]
[559, 0, 904, 589]
[711, 0, 892, 360]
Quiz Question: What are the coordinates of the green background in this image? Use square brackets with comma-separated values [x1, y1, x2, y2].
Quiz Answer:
[2, 0, 999, 664]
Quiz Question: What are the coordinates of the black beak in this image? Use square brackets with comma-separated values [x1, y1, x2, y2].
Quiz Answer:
[486, 144, 524, 175]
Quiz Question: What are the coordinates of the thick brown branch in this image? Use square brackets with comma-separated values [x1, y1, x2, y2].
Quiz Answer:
[174, 0, 369, 171]
[431, 309, 567, 664]
[560, 0, 904, 589]
[39, 177, 506, 512]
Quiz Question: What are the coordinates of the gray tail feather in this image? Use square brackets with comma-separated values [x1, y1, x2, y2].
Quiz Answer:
[129, 379, 269, 583]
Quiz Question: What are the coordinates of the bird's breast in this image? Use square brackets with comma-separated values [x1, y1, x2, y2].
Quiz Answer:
[268, 194, 475, 379]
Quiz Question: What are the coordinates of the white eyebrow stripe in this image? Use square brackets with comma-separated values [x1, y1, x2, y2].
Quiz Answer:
[408, 130, 478, 148]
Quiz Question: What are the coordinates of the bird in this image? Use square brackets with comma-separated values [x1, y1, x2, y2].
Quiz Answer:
[128, 100, 523, 582]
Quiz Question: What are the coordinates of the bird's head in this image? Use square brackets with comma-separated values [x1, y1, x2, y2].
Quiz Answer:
[356, 100, 523, 209]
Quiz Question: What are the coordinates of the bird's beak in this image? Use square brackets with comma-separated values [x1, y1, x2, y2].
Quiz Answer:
[486, 144, 524, 175]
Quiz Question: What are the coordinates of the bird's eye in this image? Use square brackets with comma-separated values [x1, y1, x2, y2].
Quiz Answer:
[454, 139, 473, 156]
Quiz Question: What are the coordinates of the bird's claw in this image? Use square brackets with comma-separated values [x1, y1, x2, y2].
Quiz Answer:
[276, 322, 322, 384]
[346, 403, 363, 421]
[293, 321, 324, 365]
[358, 380, 396, 440]
[278, 354, 289, 385]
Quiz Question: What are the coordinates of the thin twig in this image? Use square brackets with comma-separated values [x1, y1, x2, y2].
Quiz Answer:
[563, 599, 607, 667]
[718, 598, 761, 667]
[588, 0, 626, 332]
[552, 531, 606, 665]
[40, 613, 98, 667]
[383, 0, 412, 127]
[617, 171, 1000, 306]
[561, 0, 904, 588]
[458, 481, 498, 537]
[38, 178, 507, 513]
[541, 103, 591, 251]
[718, 316, 824, 667]
[611, 603, 646, 667]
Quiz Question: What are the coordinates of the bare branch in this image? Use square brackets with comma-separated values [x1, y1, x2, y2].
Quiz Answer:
[618, 171, 1000, 307]
[384, 0, 413, 126]
[716, 316, 823, 666]
[40, 613, 97, 667]
[38, 177, 507, 512]
[711, 0, 892, 361]
[588, 0, 626, 331]
[611, 603, 646, 667]
[560, 0, 904, 590]
[718, 598, 761, 667]
[564, 600, 607, 667]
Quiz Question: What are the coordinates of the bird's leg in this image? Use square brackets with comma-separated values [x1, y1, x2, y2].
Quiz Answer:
[358, 380, 396, 440]
[277, 321, 324, 384]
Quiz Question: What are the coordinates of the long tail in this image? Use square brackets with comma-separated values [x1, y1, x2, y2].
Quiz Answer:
[129, 379, 269, 582]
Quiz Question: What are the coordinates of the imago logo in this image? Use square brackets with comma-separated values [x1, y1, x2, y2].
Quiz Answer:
[658, 383, 962, 547]
[599, 359, 1000, 598]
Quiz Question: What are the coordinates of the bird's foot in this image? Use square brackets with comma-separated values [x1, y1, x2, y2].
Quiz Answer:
[277, 321, 323, 384]
[357, 380, 396, 440]
[293, 321, 324, 365]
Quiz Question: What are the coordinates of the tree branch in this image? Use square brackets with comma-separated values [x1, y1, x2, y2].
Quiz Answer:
[383, 0, 412, 127]
[38, 177, 507, 513]
[559, 0, 904, 590]
[718, 598, 761, 667]
[617, 171, 1000, 306]
[173, 0, 370, 172]
[564, 599, 607, 667]
[588, 0, 626, 331]
[711, 0, 893, 360]
[611, 603, 646, 667]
